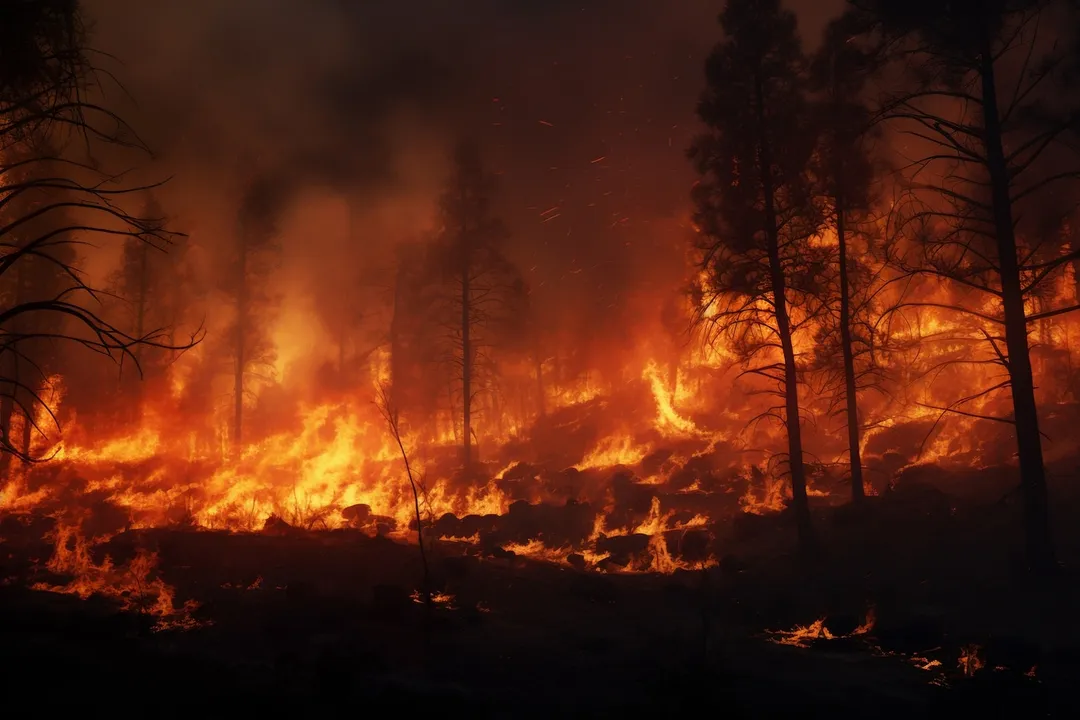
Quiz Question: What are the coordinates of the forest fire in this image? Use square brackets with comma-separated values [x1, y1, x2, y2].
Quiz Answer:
[3, 0, 1080, 715]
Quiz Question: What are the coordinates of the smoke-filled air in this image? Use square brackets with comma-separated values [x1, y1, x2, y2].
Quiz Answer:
[4, 0, 1080, 714]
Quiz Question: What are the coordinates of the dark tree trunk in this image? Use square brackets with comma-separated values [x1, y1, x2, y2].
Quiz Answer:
[754, 73, 814, 550]
[134, 241, 148, 366]
[460, 209, 472, 469]
[0, 350, 18, 474]
[233, 221, 248, 450]
[20, 401, 32, 458]
[127, 239, 150, 413]
[1, 266, 29, 470]
[836, 199, 865, 502]
[979, 44, 1055, 572]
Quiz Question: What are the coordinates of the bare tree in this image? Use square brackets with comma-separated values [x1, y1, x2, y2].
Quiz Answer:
[808, 12, 884, 502]
[853, 0, 1080, 571]
[0, 1, 202, 462]
[110, 191, 193, 404]
[227, 170, 282, 449]
[432, 140, 519, 470]
[375, 383, 431, 608]
[689, 0, 825, 550]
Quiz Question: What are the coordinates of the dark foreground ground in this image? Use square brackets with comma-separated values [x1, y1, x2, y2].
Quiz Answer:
[2, 474, 1080, 717]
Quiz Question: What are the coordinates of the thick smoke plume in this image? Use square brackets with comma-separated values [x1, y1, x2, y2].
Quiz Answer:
[81, 0, 845, 378]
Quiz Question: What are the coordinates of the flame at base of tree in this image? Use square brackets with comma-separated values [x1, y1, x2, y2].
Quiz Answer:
[2, 295, 1063, 609]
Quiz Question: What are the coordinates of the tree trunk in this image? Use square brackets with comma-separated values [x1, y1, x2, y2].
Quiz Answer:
[1, 266, 29, 470]
[135, 241, 148, 364]
[0, 350, 18, 473]
[836, 198, 865, 502]
[980, 45, 1055, 572]
[460, 192, 473, 469]
[129, 240, 149, 412]
[20, 401, 32, 458]
[233, 220, 248, 450]
[755, 72, 814, 550]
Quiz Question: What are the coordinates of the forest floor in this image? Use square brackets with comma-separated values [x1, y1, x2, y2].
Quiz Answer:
[2, 468, 1080, 717]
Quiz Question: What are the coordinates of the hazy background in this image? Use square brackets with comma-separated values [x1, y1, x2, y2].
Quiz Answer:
[80, 0, 846, 381]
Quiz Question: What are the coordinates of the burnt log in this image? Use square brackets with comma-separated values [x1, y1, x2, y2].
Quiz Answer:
[459, 513, 500, 539]
[372, 517, 396, 536]
[496, 499, 595, 546]
[499, 462, 539, 483]
[341, 504, 372, 528]
[677, 528, 713, 566]
[433, 513, 463, 538]
[262, 514, 298, 536]
[595, 533, 650, 566]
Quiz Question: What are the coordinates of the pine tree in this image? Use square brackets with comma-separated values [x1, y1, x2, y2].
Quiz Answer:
[689, 0, 823, 550]
[853, 0, 1080, 572]
[432, 140, 517, 469]
[809, 12, 882, 502]
[228, 171, 282, 448]
[112, 192, 191, 403]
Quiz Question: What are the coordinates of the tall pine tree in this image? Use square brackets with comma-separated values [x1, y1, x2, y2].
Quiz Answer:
[809, 12, 881, 503]
[432, 140, 517, 470]
[689, 0, 822, 550]
[853, 0, 1080, 572]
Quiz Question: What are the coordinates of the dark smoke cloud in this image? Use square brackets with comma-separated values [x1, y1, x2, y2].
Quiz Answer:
[81, 0, 846, 366]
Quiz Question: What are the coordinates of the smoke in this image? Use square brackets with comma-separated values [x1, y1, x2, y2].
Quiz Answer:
[76, 0, 847, 391]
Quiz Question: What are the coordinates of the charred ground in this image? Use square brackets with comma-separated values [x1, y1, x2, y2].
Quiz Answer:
[3, 434, 1080, 715]
[5, 0, 1080, 715]
[1, 499, 1077, 715]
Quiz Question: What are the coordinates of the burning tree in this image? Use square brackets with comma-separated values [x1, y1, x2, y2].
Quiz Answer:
[0, 0, 200, 462]
[111, 192, 194, 403]
[688, 0, 825, 550]
[227, 171, 283, 448]
[431, 140, 520, 469]
[853, 0, 1080, 571]
[0, 142, 78, 460]
[806, 12, 885, 502]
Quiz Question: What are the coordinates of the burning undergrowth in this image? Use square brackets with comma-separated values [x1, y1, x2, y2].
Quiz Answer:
[17, 518, 202, 631]
[0, 349, 1048, 626]
[765, 611, 1045, 692]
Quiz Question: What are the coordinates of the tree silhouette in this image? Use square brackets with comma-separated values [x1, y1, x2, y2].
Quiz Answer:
[808, 12, 883, 502]
[111, 192, 193, 405]
[0, 1, 201, 462]
[432, 140, 519, 469]
[689, 0, 824, 550]
[227, 169, 282, 449]
[0, 142, 79, 460]
[853, 0, 1080, 571]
